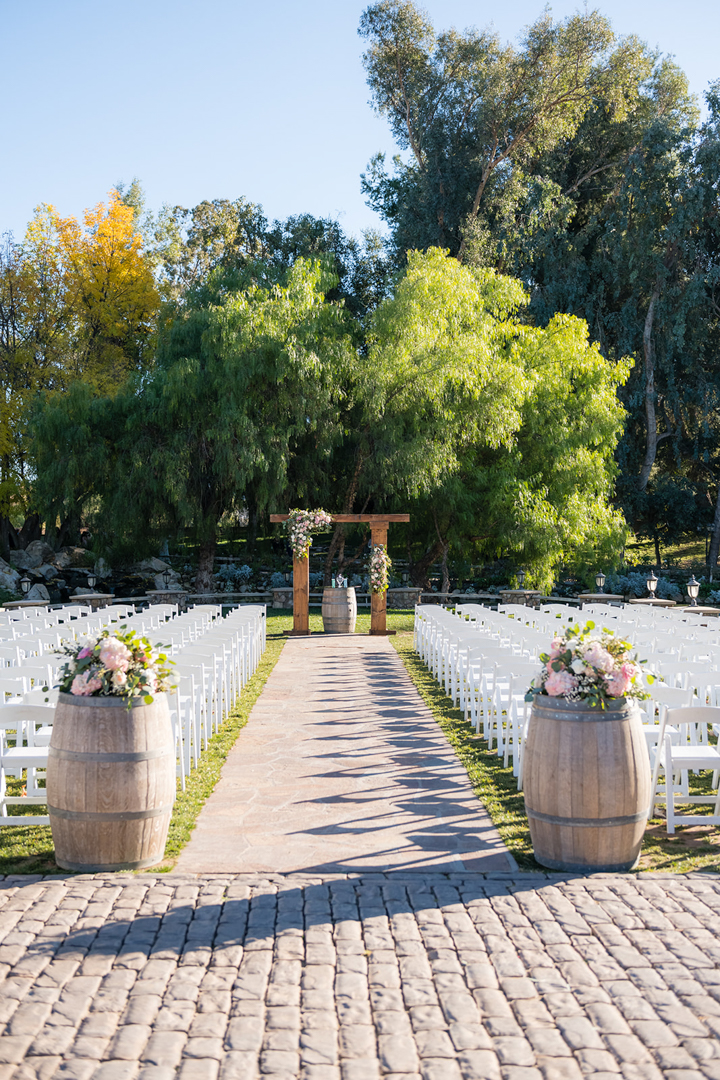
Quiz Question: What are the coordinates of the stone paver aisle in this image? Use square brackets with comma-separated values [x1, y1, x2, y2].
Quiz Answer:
[176, 636, 514, 875]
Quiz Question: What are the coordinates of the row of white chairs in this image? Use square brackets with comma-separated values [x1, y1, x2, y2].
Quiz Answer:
[414, 602, 720, 827]
[0, 603, 266, 823]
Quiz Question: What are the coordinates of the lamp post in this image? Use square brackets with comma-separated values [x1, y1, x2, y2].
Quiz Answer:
[595, 571, 606, 594]
[687, 575, 700, 607]
[517, 569, 526, 589]
[646, 570, 658, 599]
[19, 575, 31, 596]
[86, 572, 97, 591]
[161, 567, 172, 590]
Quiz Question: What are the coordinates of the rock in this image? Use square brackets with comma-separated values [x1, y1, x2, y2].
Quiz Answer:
[54, 547, 88, 569]
[137, 558, 170, 574]
[94, 557, 111, 579]
[154, 572, 180, 591]
[25, 540, 55, 565]
[8, 549, 35, 570]
[0, 558, 20, 594]
[26, 583, 50, 602]
[36, 563, 58, 580]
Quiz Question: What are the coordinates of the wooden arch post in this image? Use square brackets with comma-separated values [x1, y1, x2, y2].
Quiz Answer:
[270, 513, 410, 636]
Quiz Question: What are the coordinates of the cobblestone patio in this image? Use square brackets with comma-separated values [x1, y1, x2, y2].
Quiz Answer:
[2, 870, 720, 1080]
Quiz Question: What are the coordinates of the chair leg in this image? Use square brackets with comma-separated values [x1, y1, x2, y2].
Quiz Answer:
[664, 734, 676, 835]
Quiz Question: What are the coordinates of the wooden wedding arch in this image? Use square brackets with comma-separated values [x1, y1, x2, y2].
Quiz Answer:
[269, 513, 410, 636]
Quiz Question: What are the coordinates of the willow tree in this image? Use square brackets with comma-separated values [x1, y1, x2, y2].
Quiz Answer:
[31, 258, 354, 589]
[314, 248, 629, 587]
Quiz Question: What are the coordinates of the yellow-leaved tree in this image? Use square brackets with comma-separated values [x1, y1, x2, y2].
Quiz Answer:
[0, 190, 160, 555]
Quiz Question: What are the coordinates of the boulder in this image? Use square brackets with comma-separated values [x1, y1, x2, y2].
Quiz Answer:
[26, 583, 50, 602]
[136, 558, 170, 574]
[36, 564, 58, 580]
[25, 540, 55, 566]
[54, 547, 88, 569]
[94, 557, 111, 579]
[154, 572, 180, 591]
[0, 558, 20, 594]
[8, 549, 35, 571]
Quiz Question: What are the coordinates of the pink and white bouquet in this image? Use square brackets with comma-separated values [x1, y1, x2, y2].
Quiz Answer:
[368, 544, 392, 594]
[284, 508, 334, 560]
[527, 621, 651, 708]
[56, 628, 174, 704]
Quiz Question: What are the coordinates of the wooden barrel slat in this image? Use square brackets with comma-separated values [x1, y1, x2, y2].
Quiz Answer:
[523, 695, 651, 872]
[321, 587, 357, 634]
[47, 692, 175, 872]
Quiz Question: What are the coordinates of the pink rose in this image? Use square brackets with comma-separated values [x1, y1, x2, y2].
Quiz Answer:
[545, 670, 578, 697]
[70, 672, 102, 696]
[549, 639, 565, 659]
[582, 643, 614, 672]
[77, 646, 93, 660]
[605, 672, 631, 697]
[621, 662, 637, 680]
[99, 638, 132, 672]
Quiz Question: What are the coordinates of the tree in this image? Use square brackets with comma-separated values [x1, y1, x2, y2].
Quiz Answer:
[30, 258, 355, 589]
[359, 0, 629, 261]
[304, 249, 628, 587]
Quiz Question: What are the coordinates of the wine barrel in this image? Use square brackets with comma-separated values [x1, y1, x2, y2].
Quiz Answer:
[523, 695, 651, 872]
[321, 587, 357, 633]
[47, 693, 175, 872]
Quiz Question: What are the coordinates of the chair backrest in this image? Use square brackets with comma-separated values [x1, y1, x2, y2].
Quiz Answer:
[665, 705, 720, 741]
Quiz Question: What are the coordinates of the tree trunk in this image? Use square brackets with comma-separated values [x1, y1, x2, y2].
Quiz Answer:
[0, 516, 18, 561]
[654, 532, 661, 570]
[410, 539, 444, 588]
[638, 284, 661, 492]
[708, 484, 720, 580]
[440, 543, 450, 595]
[195, 534, 217, 593]
[324, 523, 344, 586]
[17, 513, 43, 549]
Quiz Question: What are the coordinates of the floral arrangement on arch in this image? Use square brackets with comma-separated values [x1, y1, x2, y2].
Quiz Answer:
[56, 629, 174, 704]
[527, 621, 651, 708]
[284, 508, 334, 559]
[368, 544, 392, 594]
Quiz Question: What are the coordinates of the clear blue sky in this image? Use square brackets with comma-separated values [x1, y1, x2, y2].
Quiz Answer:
[2, 0, 717, 243]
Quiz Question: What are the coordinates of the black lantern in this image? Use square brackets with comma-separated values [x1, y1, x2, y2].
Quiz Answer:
[87, 572, 97, 590]
[402, 570, 409, 584]
[646, 570, 658, 598]
[517, 569, 526, 588]
[19, 575, 31, 596]
[687, 575, 700, 607]
[161, 567, 172, 590]
[284, 570, 291, 585]
[595, 570, 606, 593]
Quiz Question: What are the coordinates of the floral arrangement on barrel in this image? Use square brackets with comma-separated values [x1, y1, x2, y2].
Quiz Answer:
[284, 509, 334, 559]
[526, 621, 651, 708]
[56, 629, 174, 705]
[368, 545, 392, 593]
